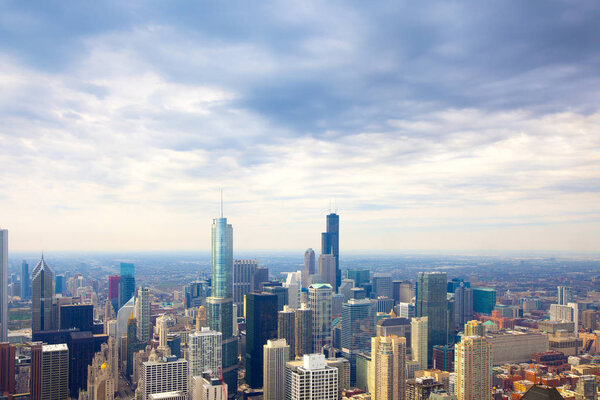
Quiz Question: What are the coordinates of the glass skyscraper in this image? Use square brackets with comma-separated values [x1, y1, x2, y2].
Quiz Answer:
[206, 216, 237, 397]
[119, 262, 135, 309]
[321, 213, 340, 290]
[21, 260, 30, 300]
[341, 298, 376, 385]
[416, 271, 448, 366]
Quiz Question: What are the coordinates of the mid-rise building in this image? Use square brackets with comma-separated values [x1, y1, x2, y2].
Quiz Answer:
[309, 283, 333, 351]
[141, 355, 188, 400]
[192, 374, 227, 400]
[263, 339, 290, 400]
[371, 335, 407, 400]
[582, 310, 597, 331]
[454, 335, 491, 400]
[412, 316, 428, 370]
[486, 330, 549, 365]
[575, 375, 597, 400]
[188, 327, 222, 377]
[406, 376, 444, 400]
[285, 354, 338, 400]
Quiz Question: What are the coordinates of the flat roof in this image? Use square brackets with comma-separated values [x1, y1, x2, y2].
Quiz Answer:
[43, 343, 68, 352]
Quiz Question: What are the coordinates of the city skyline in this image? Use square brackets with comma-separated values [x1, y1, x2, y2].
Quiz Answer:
[1, 2, 600, 252]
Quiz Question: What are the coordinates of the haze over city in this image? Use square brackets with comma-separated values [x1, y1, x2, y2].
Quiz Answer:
[2, 1, 600, 252]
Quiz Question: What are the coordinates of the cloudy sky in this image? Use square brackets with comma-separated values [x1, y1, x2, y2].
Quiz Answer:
[1, 1, 600, 253]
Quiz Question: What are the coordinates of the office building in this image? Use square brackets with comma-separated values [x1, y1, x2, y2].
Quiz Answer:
[32, 343, 69, 400]
[412, 316, 428, 370]
[454, 335, 491, 400]
[318, 254, 337, 291]
[339, 279, 355, 301]
[453, 285, 473, 329]
[206, 215, 238, 395]
[263, 339, 290, 400]
[406, 376, 444, 400]
[119, 262, 135, 309]
[108, 275, 120, 313]
[371, 335, 407, 400]
[263, 283, 288, 311]
[377, 297, 395, 313]
[284, 271, 302, 310]
[251, 267, 269, 292]
[21, 260, 30, 300]
[373, 274, 393, 299]
[278, 306, 295, 360]
[550, 303, 579, 330]
[55, 275, 64, 295]
[285, 354, 338, 400]
[377, 317, 411, 345]
[575, 375, 597, 400]
[397, 302, 416, 319]
[294, 305, 313, 358]
[126, 315, 146, 378]
[141, 355, 188, 400]
[245, 292, 278, 388]
[0, 229, 6, 343]
[399, 282, 415, 303]
[433, 345, 454, 372]
[321, 212, 340, 290]
[341, 298, 376, 385]
[303, 249, 316, 289]
[347, 269, 370, 287]
[416, 272, 448, 365]
[309, 283, 333, 351]
[69, 330, 101, 398]
[184, 281, 209, 309]
[472, 288, 496, 315]
[193, 374, 227, 400]
[59, 304, 93, 332]
[234, 259, 258, 316]
[32, 255, 55, 332]
[557, 286, 572, 306]
[1, 342, 16, 395]
[582, 310, 597, 331]
[188, 327, 222, 377]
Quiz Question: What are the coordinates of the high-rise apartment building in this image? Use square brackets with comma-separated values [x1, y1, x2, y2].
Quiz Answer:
[454, 335, 492, 400]
[0, 229, 7, 342]
[283, 271, 302, 309]
[318, 254, 337, 291]
[341, 298, 376, 385]
[136, 286, 151, 343]
[321, 213, 340, 291]
[119, 262, 135, 309]
[285, 354, 338, 400]
[245, 292, 278, 388]
[108, 275, 120, 313]
[234, 259, 258, 316]
[21, 260, 30, 300]
[464, 320, 485, 337]
[550, 303, 579, 330]
[433, 345, 455, 372]
[141, 356, 189, 400]
[188, 327, 222, 377]
[309, 283, 333, 352]
[416, 272, 447, 365]
[453, 285, 473, 329]
[278, 306, 295, 360]
[411, 316, 428, 370]
[557, 286, 572, 306]
[32, 255, 55, 332]
[303, 249, 316, 289]
[294, 305, 313, 358]
[34, 344, 69, 400]
[263, 339, 290, 400]
[371, 335, 407, 400]
[206, 216, 238, 395]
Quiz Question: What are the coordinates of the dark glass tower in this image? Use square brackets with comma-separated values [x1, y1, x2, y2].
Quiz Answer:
[341, 298, 376, 385]
[118, 262, 135, 309]
[31, 256, 54, 332]
[20, 260, 30, 300]
[245, 292, 277, 388]
[321, 213, 340, 291]
[206, 216, 237, 397]
[416, 272, 448, 366]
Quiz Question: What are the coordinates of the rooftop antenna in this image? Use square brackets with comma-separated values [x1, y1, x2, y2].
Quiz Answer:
[329, 198, 332, 213]
[334, 196, 338, 213]
[220, 188, 223, 218]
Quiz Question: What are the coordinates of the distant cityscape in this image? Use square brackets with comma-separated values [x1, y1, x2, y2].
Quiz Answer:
[2, 212, 600, 400]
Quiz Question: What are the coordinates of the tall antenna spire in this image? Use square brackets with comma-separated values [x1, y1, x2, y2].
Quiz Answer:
[220, 188, 223, 218]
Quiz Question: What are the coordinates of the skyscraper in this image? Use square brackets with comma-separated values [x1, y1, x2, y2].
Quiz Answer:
[454, 285, 473, 329]
[263, 339, 290, 400]
[136, 286, 151, 343]
[234, 259, 258, 316]
[188, 327, 222, 377]
[108, 275, 120, 313]
[411, 316, 428, 370]
[278, 306, 295, 360]
[557, 286, 572, 306]
[37, 344, 69, 400]
[309, 283, 333, 352]
[318, 254, 337, 291]
[245, 292, 278, 388]
[321, 213, 340, 291]
[302, 249, 315, 289]
[341, 298, 376, 385]
[294, 305, 313, 358]
[454, 335, 492, 400]
[284, 271, 302, 309]
[347, 269, 370, 287]
[472, 287, 496, 315]
[371, 335, 407, 400]
[0, 342, 16, 395]
[21, 260, 30, 300]
[416, 272, 448, 365]
[141, 355, 189, 400]
[373, 274, 393, 299]
[0, 229, 7, 343]
[32, 255, 55, 332]
[119, 262, 135, 309]
[206, 216, 237, 395]
[285, 354, 338, 400]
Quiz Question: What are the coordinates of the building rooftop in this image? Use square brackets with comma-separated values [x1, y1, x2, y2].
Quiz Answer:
[43, 343, 68, 352]
[148, 391, 186, 400]
[521, 385, 564, 400]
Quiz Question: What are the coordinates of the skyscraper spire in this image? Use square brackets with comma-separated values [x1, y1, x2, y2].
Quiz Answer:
[221, 188, 223, 218]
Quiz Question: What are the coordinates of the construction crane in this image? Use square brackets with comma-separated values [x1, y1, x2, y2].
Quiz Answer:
[218, 366, 227, 399]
